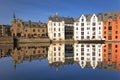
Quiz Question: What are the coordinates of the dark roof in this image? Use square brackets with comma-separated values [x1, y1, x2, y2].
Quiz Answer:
[99, 11, 120, 21]
[16, 19, 47, 28]
[48, 13, 74, 24]
[23, 21, 47, 28]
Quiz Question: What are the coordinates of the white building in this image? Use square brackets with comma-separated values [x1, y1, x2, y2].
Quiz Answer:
[74, 14, 103, 41]
[48, 12, 74, 41]
[48, 43, 65, 64]
[74, 43, 103, 69]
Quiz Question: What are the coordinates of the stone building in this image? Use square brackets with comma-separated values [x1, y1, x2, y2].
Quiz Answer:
[10, 14, 47, 38]
[11, 45, 48, 64]
[48, 12, 74, 41]
[0, 25, 8, 37]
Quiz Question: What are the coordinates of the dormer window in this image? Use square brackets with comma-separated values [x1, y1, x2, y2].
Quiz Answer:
[59, 23, 60, 26]
[82, 18, 84, 22]
[93, 16, 96, 21]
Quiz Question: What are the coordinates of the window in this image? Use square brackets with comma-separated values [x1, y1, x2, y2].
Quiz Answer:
[58, 33, 61, 37]
[82, 19, 84, 22]
[81, 36, 84, 39]
[81, 32, 84, 35]
[76, 23, 78, 26]
[76, 27, 78, 30]
[87, 27, 90, 30]
[92, 28, 95, 31]
[92, 52, 95, 56]
[92, 57, 95, 60]
[81, 28, 84, 31]
[92, 36, 95, 39]
[99, 27, 101, 29]
[54, 28, 56, 31]
[92, 23, 96, 26]
[59, 53, 60, 56]
[87, 45, 90, 47]
[54, 47, 56, 51]
[104, 31, 106, 34]
[81, 23, 84, 26]
[104, 26, 106, 29]
[42, 29, 44, 32]
[81, 45, 84, 47]
[81, 57, 84, 60]
[115, 45, 118, 48]
[76, 53, 78, 56]
[108, 22, 112, 26]
[116, 31, 118, 34]
[58, 47, 61, 51]
[81, 53, 84, 55]
[104, 49, 106, 52]
[115, 36, 118, 39]
[38, 29, 40, 32]
[54, 23, 56, 26]
[58, 28, 60, 31]
[108, 36, 112, 40]
[108, 26, 112, 30]
[59, 23, 60, 26]
[108, 31, 112, 35]
[33, 29, 35, 32]
[87, 36, 90, 39]
[54, 33, 56, 37]
[54, 53, 56, 56]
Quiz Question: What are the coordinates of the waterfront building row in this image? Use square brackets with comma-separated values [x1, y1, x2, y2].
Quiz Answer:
[1, 11, 120, 41]
[48, 11, 120, 41]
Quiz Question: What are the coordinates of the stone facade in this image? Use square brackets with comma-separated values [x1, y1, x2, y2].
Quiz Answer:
[0, 25, 8, 37]
[10, 17, 47, 38]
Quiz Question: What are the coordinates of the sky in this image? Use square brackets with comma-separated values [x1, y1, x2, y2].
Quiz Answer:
[0, 0, 120, 24]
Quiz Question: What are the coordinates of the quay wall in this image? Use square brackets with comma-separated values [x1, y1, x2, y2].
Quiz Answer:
[0, 37, 13, 44]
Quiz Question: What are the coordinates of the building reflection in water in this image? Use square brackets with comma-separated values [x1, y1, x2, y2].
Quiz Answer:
[102, 43, 120, 71]
[10, 44, 48, 69]
[48, 43, 74, 71]
[74, 43, 103, 69]
[0, 44, 13, 58]
[1, 43, 120, 72]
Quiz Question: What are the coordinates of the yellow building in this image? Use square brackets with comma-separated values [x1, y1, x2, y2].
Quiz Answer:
[10, 14, 47, 38]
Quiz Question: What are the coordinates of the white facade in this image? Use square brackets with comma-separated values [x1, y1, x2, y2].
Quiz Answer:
[48, 43, 65, 64]
[74, 14, 103, 41]
[48, 16, 65, 41]
[74, 43, 103, 69]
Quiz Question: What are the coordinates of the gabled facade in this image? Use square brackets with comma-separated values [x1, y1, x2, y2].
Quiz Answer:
[10, 14, 47, 38]
[74, 14, 103, 41]
[74, 43, 103, 69]
[103, 14, 120, 41]
[48, 12, 74, 41]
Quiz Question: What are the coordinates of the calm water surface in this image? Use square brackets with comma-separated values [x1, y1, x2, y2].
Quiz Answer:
[0, 43, 120, 80]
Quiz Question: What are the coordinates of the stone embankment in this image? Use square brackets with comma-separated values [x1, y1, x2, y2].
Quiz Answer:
[0, 37, 13, 44]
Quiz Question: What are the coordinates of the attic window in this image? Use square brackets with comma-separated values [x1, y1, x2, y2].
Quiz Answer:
[109, 16, 112, 19]
[104, 13, 107, 16]
[82, 18, 84, 22]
